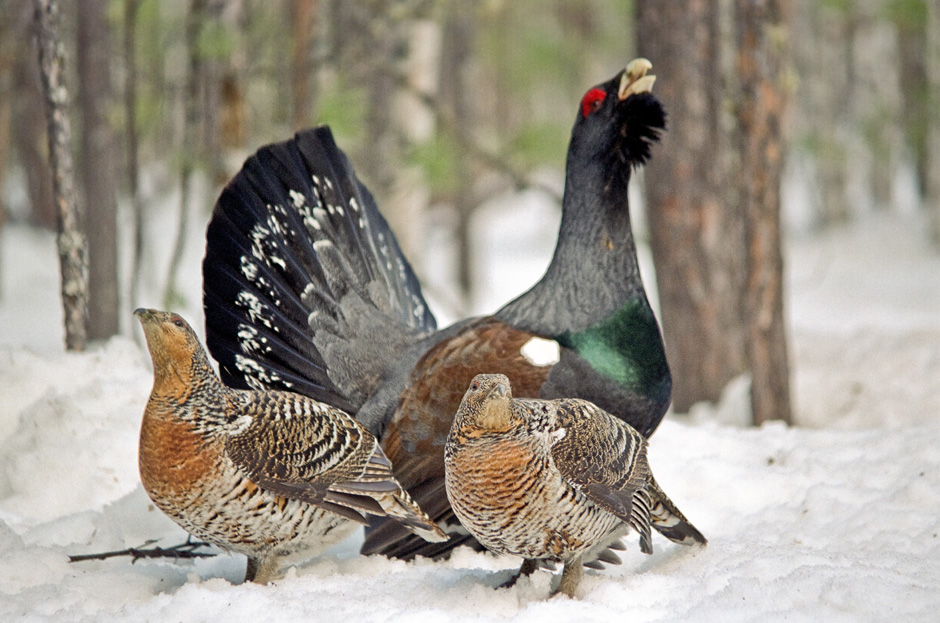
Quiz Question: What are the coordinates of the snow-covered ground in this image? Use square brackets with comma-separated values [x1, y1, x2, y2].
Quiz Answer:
[0, 180, 938, 621]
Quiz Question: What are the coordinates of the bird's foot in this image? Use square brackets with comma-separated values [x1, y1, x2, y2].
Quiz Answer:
[498, 558, 539, 589]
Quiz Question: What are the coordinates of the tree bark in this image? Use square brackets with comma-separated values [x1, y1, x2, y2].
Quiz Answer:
[439, 1, 476, 309]
[34, 0, 88, 351]
[800, 2, 851, 227]
[12, 1, 56, 230]
[291, 0, 317, 130]
[77, 0, 120, 340]
[165, 0, 204, 309]
[735, 0, 793, 426]
[124, 0, 144, 310]
[895, 4, 928, 198]
[636, 1, 747, 412]
[927, 0, 940, 246]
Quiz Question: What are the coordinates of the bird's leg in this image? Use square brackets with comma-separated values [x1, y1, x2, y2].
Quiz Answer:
[498, 558, 539, 589]
[554, 555, 583, 598]
[245, 557, 259, 583]
[245, 555, 280, 584]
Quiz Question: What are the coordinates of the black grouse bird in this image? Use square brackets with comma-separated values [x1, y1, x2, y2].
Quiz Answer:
[202, 58, 670, 562]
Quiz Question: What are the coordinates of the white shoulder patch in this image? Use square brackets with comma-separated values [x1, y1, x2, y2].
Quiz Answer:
[521, 336, 560, 366]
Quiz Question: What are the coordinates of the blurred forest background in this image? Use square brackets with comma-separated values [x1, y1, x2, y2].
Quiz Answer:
[1, 0, 938, 422]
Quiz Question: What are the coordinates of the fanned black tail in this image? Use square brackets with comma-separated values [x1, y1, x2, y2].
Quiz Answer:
[203, 126, 436, 420]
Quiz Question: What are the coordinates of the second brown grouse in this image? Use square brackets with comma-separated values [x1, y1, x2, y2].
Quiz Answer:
[444, 374, 706, 598]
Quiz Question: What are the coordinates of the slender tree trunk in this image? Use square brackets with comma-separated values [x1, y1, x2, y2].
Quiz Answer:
[896, 8, 928, 198]
[927, 0, 940, 245]
[0, 3, 12, 297]
[331, 0, 426, 262]
[13, 1, 56, 230]
[735, 0, 793, 426]
[439, 2, 476, 308]
[77, 0, 120, 340]
[291, 0, 317, 130]
[34, 0, 87, 351]
[801, 2, 851, 227]
[851, 0, 901, 212]
[636, 1, 747, 412]
[165, 0, 204, 309]
[125, 0, 144, 310]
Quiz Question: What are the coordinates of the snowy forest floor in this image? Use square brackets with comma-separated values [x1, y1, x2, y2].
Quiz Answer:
[0, 196, 938, 621]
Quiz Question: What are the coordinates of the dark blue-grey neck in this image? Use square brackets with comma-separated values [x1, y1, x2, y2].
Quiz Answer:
[495, 165, 646, 336]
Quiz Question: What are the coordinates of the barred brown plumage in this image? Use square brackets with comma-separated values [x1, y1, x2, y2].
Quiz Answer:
[444, 374, 706, 598]
[134, 309, 445, 584]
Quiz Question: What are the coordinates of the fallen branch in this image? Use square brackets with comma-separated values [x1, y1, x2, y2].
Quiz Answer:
[68, 538, 216, 564]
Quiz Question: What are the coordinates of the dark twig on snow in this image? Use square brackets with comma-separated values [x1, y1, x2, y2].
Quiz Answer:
[68, 538, 216, 564]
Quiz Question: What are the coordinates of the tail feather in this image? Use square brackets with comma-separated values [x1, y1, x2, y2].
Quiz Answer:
[647, 476, 707, 547]
[204, 126, 436, 423]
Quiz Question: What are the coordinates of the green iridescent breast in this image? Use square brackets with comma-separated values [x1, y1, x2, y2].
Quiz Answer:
[555, 298, 668, 400]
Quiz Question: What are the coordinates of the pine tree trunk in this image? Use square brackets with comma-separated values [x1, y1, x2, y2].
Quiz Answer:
[77, 0, 120, 340]
[735, 0, 793, 426]
[0, 6, 11, 297]
[33, 0, 88, 351]
[802, 2, 851, 227]
[927, 0, 940, 246]
[125, 0, 144, 310]
[896, 7, 928, 198]
[165, 0, 204, 309]
[291, 0, 317, 130]
[440, 1, 476, 309]
[331, 0, 427, 264]
[636, 1, 747, 412]
[12, 1, 56, 230]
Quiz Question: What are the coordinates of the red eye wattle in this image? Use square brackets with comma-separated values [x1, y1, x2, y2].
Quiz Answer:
[581, 88, 606, 118]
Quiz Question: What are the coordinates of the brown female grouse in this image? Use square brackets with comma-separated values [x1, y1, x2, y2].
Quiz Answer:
[135, 309, 445, 583]
[444, 374, 706, 598]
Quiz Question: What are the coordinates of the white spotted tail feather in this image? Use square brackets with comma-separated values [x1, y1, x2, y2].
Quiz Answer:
[203, 127, 436, 423]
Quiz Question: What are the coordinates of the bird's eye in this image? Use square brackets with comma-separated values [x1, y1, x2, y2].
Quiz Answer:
[172, 317, 185, 328]
[471, 381, 479, 391]
[581, 88, 606, 118]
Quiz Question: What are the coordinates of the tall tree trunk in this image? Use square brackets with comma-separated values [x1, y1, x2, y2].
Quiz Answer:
[291, 0, 317, 130]
[895, 4, 928, 198]
[851, 0, 901, 212]
[0, 4, 11, 299]
[34, 0, 88, 351]
[800, 2, 851, 227]
[165, 0, 205, 308]
[636, 1, 747, 412]
[439, 2, 476, 309]
[927, 0, 940, 245]
[77, 0, 120, 340]
[331, 0, 428, 263]
[13, 1, 56, 230]
[125, 0, 144, 310]
[735, 0, 793, 426]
